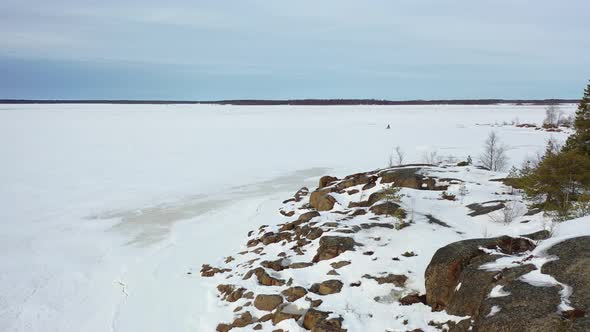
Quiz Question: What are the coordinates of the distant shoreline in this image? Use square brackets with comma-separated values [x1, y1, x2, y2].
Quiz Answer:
[0, 99, 578, 105]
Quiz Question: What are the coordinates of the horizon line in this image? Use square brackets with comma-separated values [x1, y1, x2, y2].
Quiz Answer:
[0, 98, 580, 106]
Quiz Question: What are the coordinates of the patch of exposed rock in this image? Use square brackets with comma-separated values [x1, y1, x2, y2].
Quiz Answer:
[425, 235, 535, 311]
[424, 235, 590, 331]
[272, 304, 305, 325]
[466, 200, 505, 217]
[310, 167, 447, 212]
[309, 280, 344, 295]
[379, 167, 448, 190]
[201, 264, 231, 277]
[216, 311, 254, 331]
[363, 273, 408, 287]
[281, 286, 308, 302]
[254, 294, 284, 311]
[243, 267, 285, 286]
[319, 175, 339, 189]
[310, 189, 337, 211]
[217, 284, 249, 303]
[540, 236, 590, 331]
[312, 236, 359, 262]
[330, 261, 351, 269]
[369, 201, 404, 216]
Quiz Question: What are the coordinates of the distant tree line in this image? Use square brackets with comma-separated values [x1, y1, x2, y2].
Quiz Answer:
[0, 99, 580, 105]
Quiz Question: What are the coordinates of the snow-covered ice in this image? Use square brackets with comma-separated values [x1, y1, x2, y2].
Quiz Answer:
[0, 103, 577, 331]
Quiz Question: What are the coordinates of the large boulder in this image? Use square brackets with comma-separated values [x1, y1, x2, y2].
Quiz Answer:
[217, 284, 247, 303]
[380, 167, 446, 190]
[311, 318, 346, 332]
[281, 286, 308, 302]
[243, 267, 286, 286]
[278, 211, 320, 232]
[474, 280, 565, 332]
[310, 189, 337, 211]
[541, 236, 590, 331]
[259, 231, 292, 245]
[201, 264, 231, 277]
[425, 236, 535, 311]
[272, 304, 304, 325]
[307, 227, 324, 240]
[446, 256, 535, 317]
[348, 191, 387, 208]
[309, 280, 343, 295]
[424, 235, 590, 331]
[369, 201, 403, 216]
[299, 211, 321, 222]
[216, 311, 254, 331]
[254, 294, 284, 311]
[294, 187, 310, 201]
[261, 258, 289, 272]
[319, 176, 339, 189]
[399, 293, 427, 306]
[312, 236, 358, 262]
[334, 173, 373, 191]
[303, 309, 331, 329]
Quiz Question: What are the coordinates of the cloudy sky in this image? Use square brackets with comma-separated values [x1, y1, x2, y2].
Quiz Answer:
[1, 0, 589, 100]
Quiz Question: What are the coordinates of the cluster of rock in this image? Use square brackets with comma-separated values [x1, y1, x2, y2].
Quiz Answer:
[201, 166, 452, 331]
[200, 164, 588, 332]
[515, 122, 567, 133]
[310, 166, 448, 213]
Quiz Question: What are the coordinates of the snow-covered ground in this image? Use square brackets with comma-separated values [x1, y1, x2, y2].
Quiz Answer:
[0, 103, 576, 331]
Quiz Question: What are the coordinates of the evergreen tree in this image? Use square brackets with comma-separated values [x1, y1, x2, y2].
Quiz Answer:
[516, 81, 590, 219]
[565, 81, 590, 155]
[382, 184, 402, 204]
[521, 149, 590, 217]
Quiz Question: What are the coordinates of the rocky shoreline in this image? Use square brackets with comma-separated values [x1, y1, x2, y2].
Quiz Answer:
[201, 165, 589, 332]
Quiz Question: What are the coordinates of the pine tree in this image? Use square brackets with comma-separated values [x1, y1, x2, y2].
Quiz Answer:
[515, 82, 590, 219]
[382, 184, 402, 204]
[565, 81, 590, 155]
[521, 149, 590, 217]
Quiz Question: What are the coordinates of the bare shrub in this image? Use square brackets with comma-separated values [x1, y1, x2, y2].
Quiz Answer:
[489, 201, 525, 224]
[422, 150, 439, 165]
[543, 105, 563, 127]
[394, 145, 405, 166]
[389, 145, 405, 167]
[559, 114, 574, 127]
[442, 155, 458, 164]
[388, 154, 395, 168]
[479, 131, 508, 171]
[512, 117, 520, 126]
[544, 105, 558, 126]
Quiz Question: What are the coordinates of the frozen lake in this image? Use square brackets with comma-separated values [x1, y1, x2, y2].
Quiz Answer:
[0, 104, 574, 331]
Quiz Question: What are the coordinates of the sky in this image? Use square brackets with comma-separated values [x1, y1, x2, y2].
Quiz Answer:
[1, 0, 589, 100]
